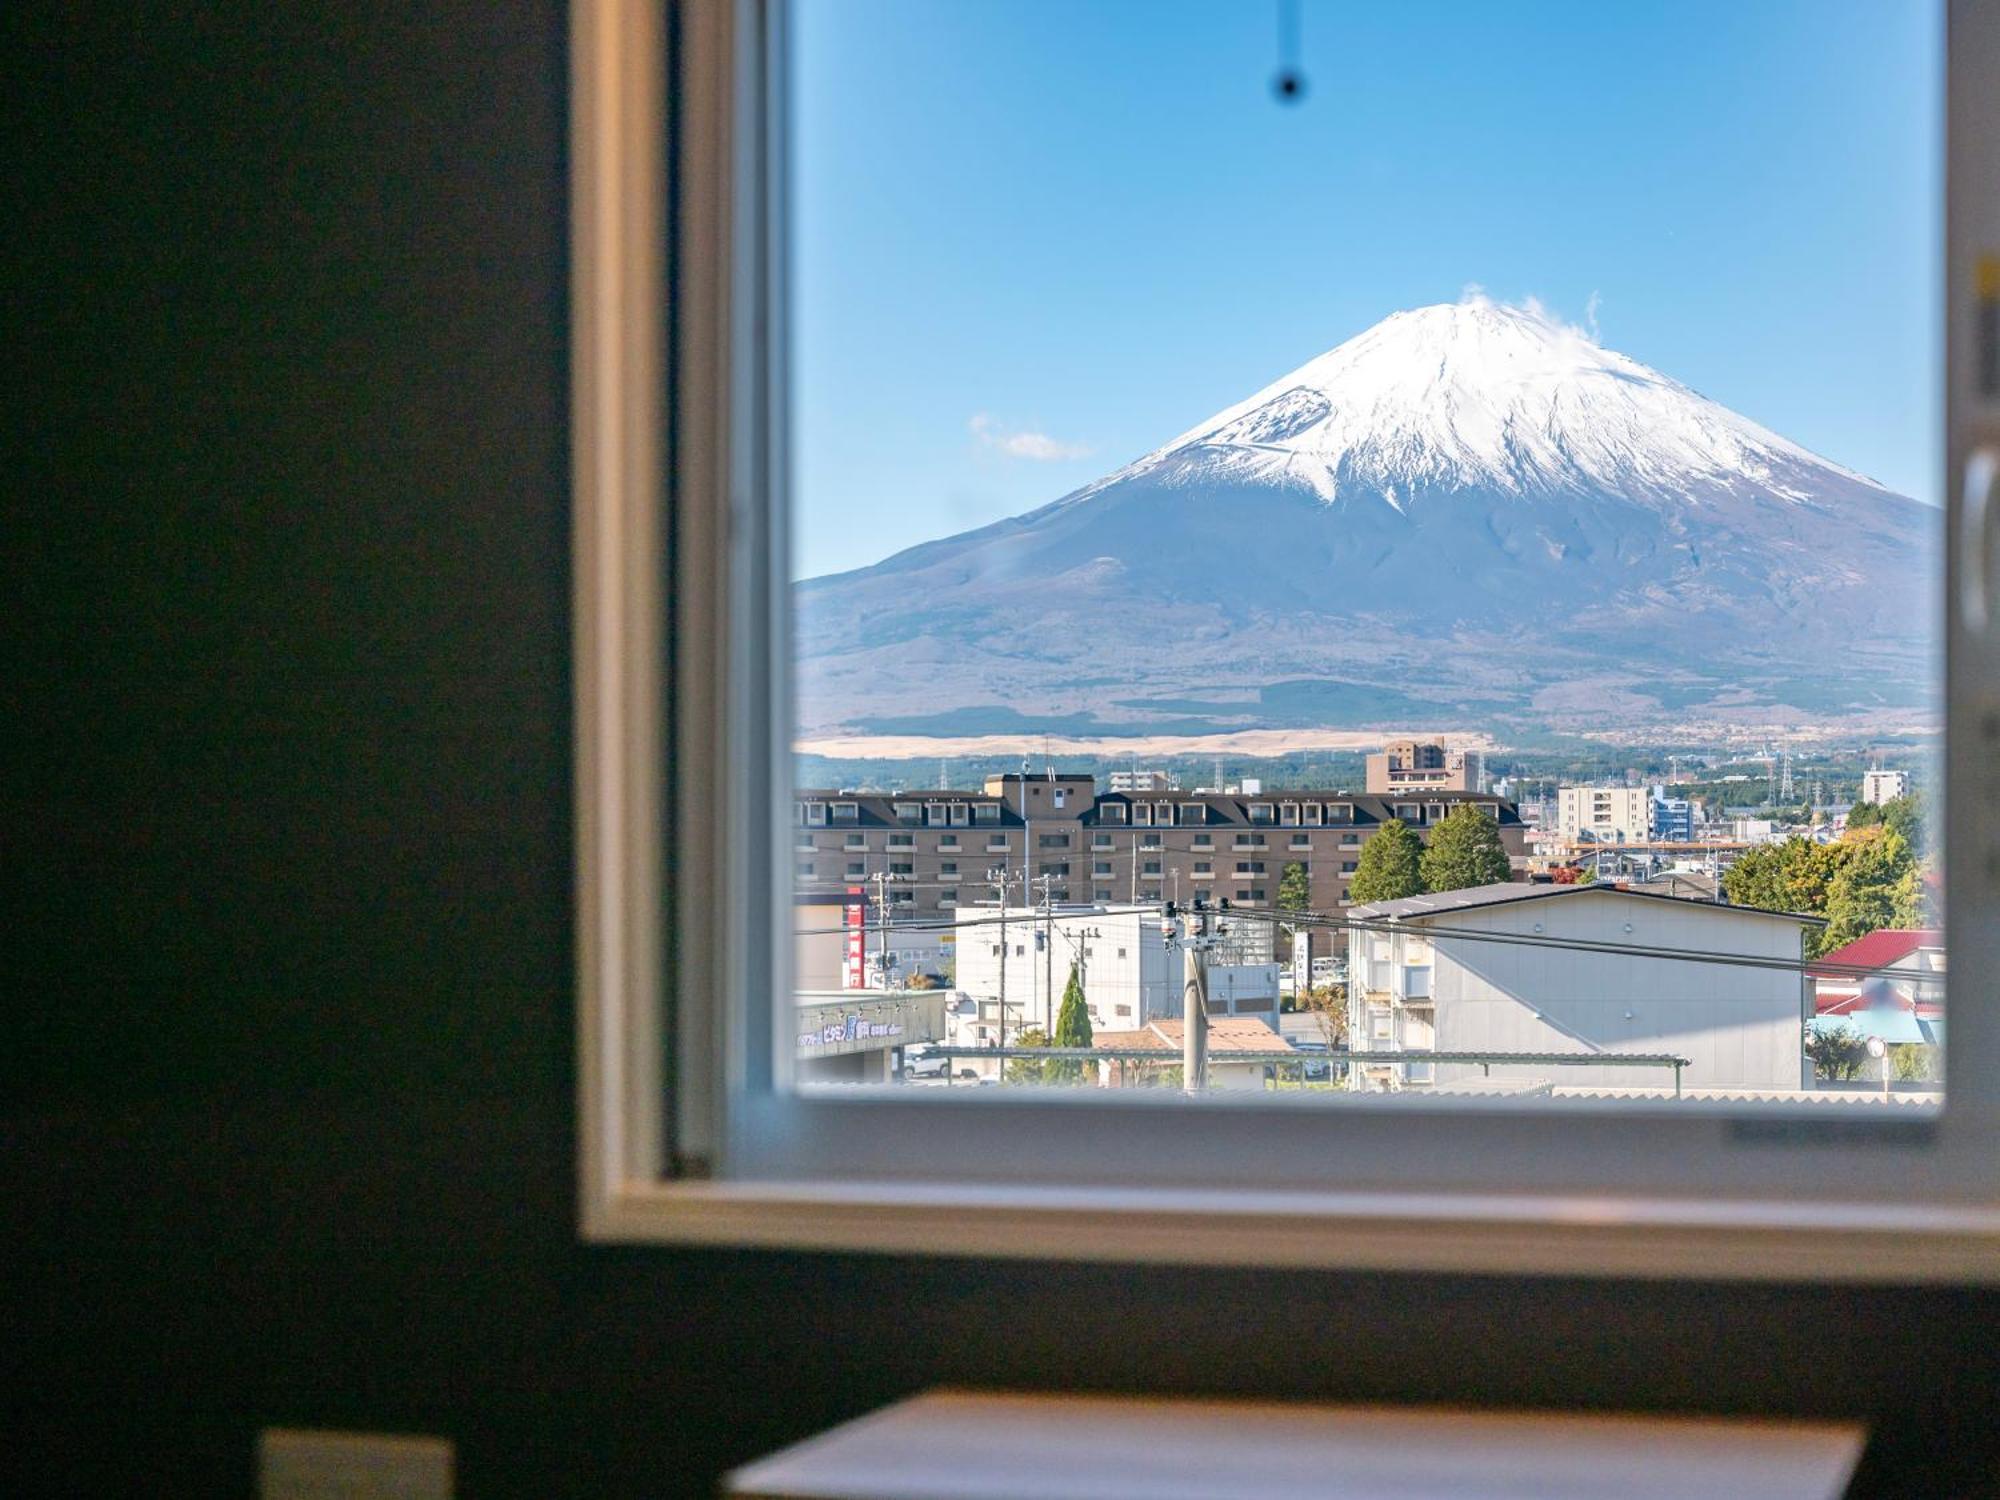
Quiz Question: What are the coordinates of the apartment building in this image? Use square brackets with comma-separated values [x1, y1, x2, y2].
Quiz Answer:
[794, 772, 1527, 964]
[1108, 768, 1172, 793]
[1345, 883, 1823, 1093]
[1650, 788, 1695, 842]
[1861, 768, 1910, 806]
[1365, 740, 1484, 795]
[1557, 784, 1651, 843]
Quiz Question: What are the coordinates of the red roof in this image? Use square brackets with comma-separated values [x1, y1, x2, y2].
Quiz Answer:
[1807, 928, 1942, 979]
[1817, 984, 1943, 1020]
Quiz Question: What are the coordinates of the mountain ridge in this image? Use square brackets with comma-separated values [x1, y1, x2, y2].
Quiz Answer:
[795, 296, 1936, 741]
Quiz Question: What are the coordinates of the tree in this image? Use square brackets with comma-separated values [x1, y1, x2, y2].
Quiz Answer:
[1349, 819, 1423, 904]
[1891, 1042, 1939, 1083]
[1724, 827, 1918, 956]
[1418, 804, 1512, 893]
[1049, 961, 1093, 1083]
[1722, 836, 1845, 915]
[1005, 1025, 1051, 1085]
[1817, 827, 1920, 955]
[1297, 983, 1348, 1050]
[1274, 860, 1314, 984]
[1277, 860, 1312, 922]
[1879, 789, 1926, 859]
[1845, 800, 1884, 830]
[1805, 1020, 1869, 1082]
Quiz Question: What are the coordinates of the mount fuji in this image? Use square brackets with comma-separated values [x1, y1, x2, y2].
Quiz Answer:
[795, 296, 1937, 740]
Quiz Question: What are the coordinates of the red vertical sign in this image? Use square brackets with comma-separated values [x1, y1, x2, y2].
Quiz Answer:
[843, 885, 866, 989]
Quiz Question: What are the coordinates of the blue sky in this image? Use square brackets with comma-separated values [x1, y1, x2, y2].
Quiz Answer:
[792, 0, 1941, 579]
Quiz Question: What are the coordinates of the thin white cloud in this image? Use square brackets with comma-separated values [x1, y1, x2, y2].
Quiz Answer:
[1466, 287, 1605, 347]
[969, 412, 1092, 462]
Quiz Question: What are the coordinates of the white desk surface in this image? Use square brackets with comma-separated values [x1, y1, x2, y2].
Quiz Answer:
[727, 1389, 1865, 1500]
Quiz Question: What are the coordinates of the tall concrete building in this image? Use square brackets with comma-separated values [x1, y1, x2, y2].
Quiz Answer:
[1861, 768, 1910, 806]
[1557, 785, 1651, 843]
[1108, 768, 1172, 793]
[1365, 740, 1484, 795]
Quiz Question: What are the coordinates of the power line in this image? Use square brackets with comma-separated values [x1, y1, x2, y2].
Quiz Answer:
[789, 900, 1926, 985]
[1227, 903, 1910, 985]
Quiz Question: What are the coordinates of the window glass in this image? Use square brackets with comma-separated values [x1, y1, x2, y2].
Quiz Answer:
[790, 0, 1943, 1105]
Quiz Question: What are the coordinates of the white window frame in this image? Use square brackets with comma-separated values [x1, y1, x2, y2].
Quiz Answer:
[576, 0, 2000, 1279]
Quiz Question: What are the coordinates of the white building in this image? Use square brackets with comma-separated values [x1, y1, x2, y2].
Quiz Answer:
[1860, 768, 1909, 806]
[1108, 768, 1171, 793]
[1345, 883, 1823, 1093]
[953, 904, 1166, 1039]
[1556, 785, 1651, 843]
[953, 903, 1281, 1040]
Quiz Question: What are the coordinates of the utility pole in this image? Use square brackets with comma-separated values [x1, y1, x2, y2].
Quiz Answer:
[1179, 900, 1211, 1093]
[1054, 922, 1101, 1030]
[986, 867, 1015, 1070]
[1037, 870, 1058, 1033]
[872, 868, 912, 988]
[870, 869, 896, 988]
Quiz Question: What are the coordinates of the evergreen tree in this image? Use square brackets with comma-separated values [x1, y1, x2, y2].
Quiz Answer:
[1845, 800, 1884, 830]
[1275, 860, 1314, 970]
[1879, 790, 1926, 859]
[1005, 1025, 1050, 1085]
[1348, 819, 1423, 904]
[1417, 804, 1512, 893]
[1049, 961, 1093, 1083]
[1817, 828, 1919, 955]
[1723, 827, 1919, 957]
[1277, 861, 1312, 916]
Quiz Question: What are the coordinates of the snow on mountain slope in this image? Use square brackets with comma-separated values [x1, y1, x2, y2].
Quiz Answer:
[1081, 294, 1886, 509]
[795, 295, 1937, 740]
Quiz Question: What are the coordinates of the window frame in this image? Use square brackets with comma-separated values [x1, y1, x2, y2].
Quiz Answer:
[576, 0, 2000, 1279]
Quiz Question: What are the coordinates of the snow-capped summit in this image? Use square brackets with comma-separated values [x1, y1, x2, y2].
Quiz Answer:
[795, 297, 1936, 740]
[1098, 293, 1884, 510]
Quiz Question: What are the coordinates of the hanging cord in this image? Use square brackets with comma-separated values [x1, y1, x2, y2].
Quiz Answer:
[1273, 0, 1307, 103]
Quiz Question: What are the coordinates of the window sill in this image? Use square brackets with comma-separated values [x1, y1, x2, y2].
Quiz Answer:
[584, 1177, 2000, 1283]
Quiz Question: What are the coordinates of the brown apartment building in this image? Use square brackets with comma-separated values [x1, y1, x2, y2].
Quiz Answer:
[1365, 739, 1484, 795]
[794, 773, 1525, 954]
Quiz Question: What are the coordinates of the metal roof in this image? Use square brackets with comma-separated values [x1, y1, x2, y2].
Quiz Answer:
[1348, 881, 1823, 925]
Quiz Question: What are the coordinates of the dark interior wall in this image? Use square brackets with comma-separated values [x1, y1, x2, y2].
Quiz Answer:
[5, 4, 1994, 1497]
